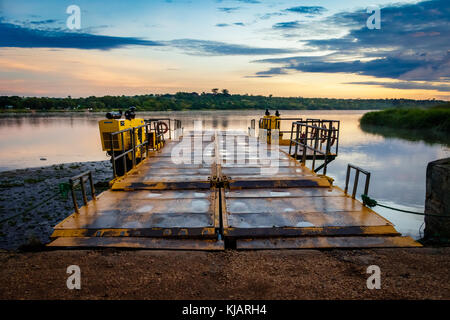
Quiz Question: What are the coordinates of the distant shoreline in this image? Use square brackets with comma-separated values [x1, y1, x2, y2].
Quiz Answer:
[1, 108, 377, 114]
[1, 93, 445, 114]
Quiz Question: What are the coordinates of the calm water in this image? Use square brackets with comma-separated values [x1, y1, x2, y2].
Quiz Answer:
[1, 110, 448, 239]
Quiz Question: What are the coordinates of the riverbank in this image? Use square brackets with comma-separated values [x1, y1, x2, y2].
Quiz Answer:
[360, 104, 450, 133]
[0, 161, 112, 250]
[1, 248, 449, 299]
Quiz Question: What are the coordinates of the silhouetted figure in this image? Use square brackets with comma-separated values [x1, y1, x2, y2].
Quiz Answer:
[265, 109, 270, 116]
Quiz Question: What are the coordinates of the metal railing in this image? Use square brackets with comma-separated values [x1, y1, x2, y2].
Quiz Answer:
[344, 164, 371, 199]
[145, 120, 166, 149]
[288, 120, 339, 175]
[109, 119, 175, 178]
[248, 119, 256, 136]
[291, 119, 340, 154]
[69, 171, 96, 214]
[258, 117, 304, 138]
[146, 118, 183, 140]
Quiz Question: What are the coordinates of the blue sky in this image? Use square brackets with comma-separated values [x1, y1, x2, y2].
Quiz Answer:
[0, 0, 448, 99]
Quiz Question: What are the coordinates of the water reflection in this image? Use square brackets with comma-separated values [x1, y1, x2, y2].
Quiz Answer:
[360, 122, 450, 147]
[0, 110, 448, 239]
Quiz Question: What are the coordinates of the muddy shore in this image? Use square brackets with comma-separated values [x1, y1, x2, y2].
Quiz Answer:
[0, 161, 112, 250]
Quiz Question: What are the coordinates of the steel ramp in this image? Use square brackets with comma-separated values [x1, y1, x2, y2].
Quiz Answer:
[49, 129, 422, 249]
[49, 131, 224, 250]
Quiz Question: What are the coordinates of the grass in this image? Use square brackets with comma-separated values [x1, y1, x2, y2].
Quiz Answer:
[360, 103, 450, 133]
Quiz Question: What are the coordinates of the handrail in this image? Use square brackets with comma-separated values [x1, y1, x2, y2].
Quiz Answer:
[248, 119, 256, 136]
[344, 164, 371, 199]
[146, 118, 180, 139]
[109, 119, 179, 178]
[288, 120, 340, 174]
[69, 171, 95, 213]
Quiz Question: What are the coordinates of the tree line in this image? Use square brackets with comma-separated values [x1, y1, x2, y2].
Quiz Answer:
[0, 89, 444, 112]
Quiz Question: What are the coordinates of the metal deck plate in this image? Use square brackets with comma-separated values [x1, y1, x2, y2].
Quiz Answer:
[222, 187, 395, 238]
[51, 189, 219, 239]
[112, 139, 216, 190]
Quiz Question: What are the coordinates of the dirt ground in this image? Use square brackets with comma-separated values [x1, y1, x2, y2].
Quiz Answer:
[1, 247, 449, 300]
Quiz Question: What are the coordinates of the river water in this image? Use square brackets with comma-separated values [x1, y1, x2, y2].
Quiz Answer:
[1, 110, 448, 239]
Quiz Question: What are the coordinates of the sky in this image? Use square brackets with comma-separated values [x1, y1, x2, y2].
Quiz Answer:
[0, 0, 449, 99]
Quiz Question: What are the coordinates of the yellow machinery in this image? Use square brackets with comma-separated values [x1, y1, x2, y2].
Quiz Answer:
[99, 118, 145, 157]
[99, 107, 165, 176]
[259, 109, 284, 144]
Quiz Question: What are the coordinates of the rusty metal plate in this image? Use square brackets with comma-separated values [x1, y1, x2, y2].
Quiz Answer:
[225, 225, 400, 238]
[227, 177, 331, 189]
[222, 186, 394, 238]
[222, 166, 319, 180]
[225, 187, 343, 198]
[48, 237, 225, 250]
[54, 189, 218, 234]
[236, 236, 422, 249]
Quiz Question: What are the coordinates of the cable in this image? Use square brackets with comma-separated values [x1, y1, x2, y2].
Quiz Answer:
[419, 221, 425, 238]
[361, 194, 450, 218]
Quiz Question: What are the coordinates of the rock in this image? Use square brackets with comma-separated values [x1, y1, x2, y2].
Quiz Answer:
[424, 158, 450, 242]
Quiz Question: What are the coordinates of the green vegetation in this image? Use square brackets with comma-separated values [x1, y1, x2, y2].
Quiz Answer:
[0, 90, 443, 112]
[360, 103, 450, 132]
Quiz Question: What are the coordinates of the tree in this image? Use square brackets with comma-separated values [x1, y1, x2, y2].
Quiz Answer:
[222, 89, 230, 97]
[212, 88, 219, 95]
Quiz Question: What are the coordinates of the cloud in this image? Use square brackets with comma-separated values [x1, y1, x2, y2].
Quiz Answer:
[255, 0, 450, 84]
[256, 67, 287, 76]
[244, 75, 272, 78]
[218, 7, 240, 13]
[235, 0, 260, 3]
[259, 12, 285, 20]
[284, 6, 326, 15]
[0, 21, 162, 50]
[0, 20, 296, 56]
[272, 21, 301, 29]
[216, 0, 260, 3]
[28, 19, 58, 25]
[347, 81, 450, 92]
[215, 22, 245, 27]
[167, 39, 296, 56]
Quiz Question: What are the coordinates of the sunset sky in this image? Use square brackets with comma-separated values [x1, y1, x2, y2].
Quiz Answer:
[0, 0, 449, 99]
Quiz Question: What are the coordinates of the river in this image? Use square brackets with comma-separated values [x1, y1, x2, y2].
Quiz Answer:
[1, 110, 448, 239]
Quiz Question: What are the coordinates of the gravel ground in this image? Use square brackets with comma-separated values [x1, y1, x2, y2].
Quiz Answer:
[0, 161, 112, 250]
[0, 247, 449, 300]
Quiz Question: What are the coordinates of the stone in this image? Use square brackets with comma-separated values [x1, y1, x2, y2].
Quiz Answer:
[424, 157, 450, 241]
